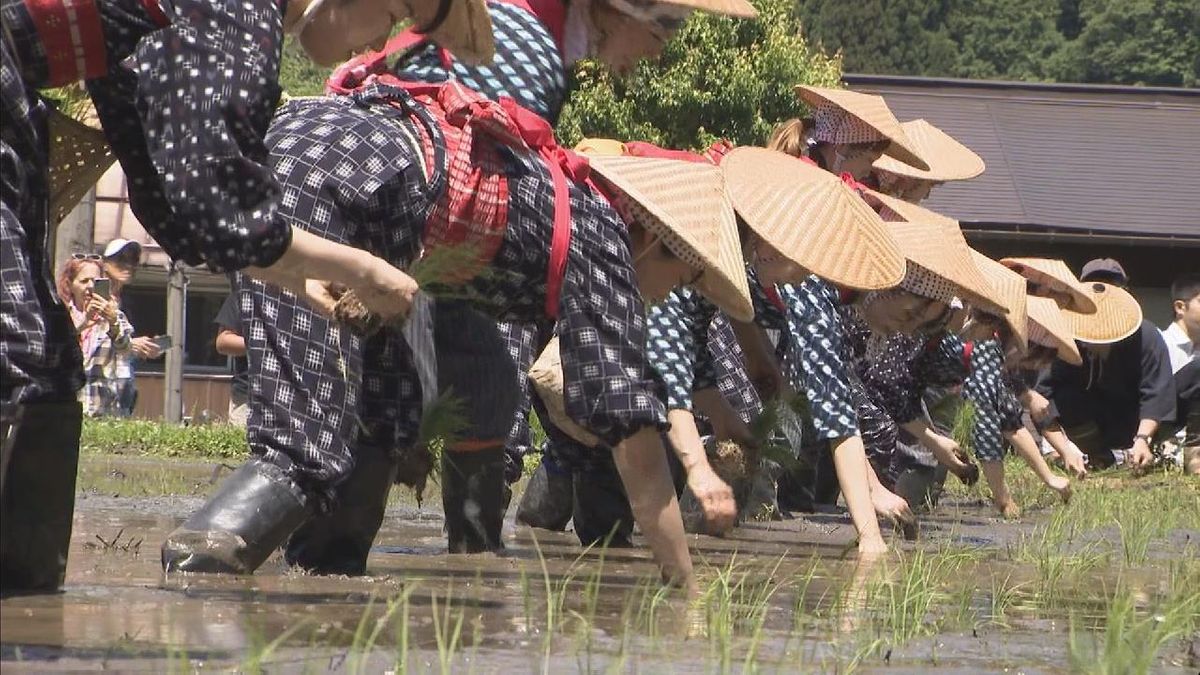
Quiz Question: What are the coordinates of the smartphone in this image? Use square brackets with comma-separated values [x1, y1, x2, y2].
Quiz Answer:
[93, 277, 111, 300]
[153, 335, 173, 351]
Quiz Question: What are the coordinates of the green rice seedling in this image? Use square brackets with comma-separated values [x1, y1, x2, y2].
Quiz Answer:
[1067, 581, 1200, 674]
[866, 547, 968, 646]
[986, 572, 1025, 629]
[347, 589, 414, 675]
[697, 555, 785, 673]
[430, 590, 466, 675]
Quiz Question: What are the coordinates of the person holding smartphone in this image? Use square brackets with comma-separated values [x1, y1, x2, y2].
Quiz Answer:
[101, 239, 161, 416]
[57, 256, 134, 417]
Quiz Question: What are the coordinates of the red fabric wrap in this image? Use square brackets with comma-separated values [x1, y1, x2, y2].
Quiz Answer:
[764, 285, 787, 313]
[619, 139, 735, 166]
[961, 340, 974, 371]
[26, 0, 108, 86]
[326, 0, 567, 95]
[343, 74, 590, 318]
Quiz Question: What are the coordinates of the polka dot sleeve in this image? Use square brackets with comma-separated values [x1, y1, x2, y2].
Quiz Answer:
[645, 287, 714, 412]
[778, 277, 860, 439]
[87, 0, 292, 271]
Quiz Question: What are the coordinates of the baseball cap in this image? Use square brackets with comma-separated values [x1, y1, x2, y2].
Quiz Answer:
[102, 238, 142, 261]
[1079, 258, 1128, 286]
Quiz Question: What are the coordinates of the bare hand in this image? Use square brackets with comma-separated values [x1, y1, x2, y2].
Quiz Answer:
[304, 279, 339, 317]
[130, 336, 164, 359]
[1059, 443, 1088, 480]
[1128, 438, 1153, 473]
[686, 466, 737, 536]
[351, 254, 419, 322]
[85, 295, 109, 321]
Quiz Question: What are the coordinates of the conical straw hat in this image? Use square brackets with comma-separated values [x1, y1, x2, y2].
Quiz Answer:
[862, 187, 957, 225]
[970, 250, 1028, 352]
[998, 258, 1098, 315]
[584, 154, 754, 322]
[795, 86, 929, 170]
[47, 108, 114, 225]
[574, 138, 628, 156]
[1061, 282, 1142, 345]
[1025, 295, 1082, 365]
[872, 119, 985, 182]
[721, 147, 905, 291]
[888, 220, 1007, 316]
[658, 0, 757, 18]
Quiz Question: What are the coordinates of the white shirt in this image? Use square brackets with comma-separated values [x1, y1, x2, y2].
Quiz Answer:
[1160, 322, 1197, 374]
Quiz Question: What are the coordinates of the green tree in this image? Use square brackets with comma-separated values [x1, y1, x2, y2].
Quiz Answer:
[557, 0, 842, 150]
[1051, 0, 1200, 87]
[796, 0, 956, 77]
[946, 0, 1065, 81]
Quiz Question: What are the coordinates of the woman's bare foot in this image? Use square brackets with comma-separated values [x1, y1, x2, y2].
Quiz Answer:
[1048, 475, 1072, 504]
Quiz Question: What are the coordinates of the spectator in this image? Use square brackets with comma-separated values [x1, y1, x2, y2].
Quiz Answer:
[101, 238, 163, 415]
[58, 256, 134, 417]
[1079, 258, 1129, 287]
[1037, 282, 1176, 471]
[1161, 274, 1200, 474]
[213, 293, 249, 427]
[1162, 274, 1199, 373]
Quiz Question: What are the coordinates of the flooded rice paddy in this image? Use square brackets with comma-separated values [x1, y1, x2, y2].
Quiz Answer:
[2, 455, 1198, 673]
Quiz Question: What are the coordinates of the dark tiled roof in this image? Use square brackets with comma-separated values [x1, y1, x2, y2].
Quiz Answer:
[843, 75, 1200, 243]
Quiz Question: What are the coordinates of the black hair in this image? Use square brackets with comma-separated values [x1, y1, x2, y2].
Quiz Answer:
[1171, 273, 1200, 304]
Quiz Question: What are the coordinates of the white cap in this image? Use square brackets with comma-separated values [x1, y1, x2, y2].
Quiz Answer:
[102, 238, 143, 260]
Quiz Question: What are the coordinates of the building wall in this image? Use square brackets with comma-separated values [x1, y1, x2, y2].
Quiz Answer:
[132, 373, 233, 422]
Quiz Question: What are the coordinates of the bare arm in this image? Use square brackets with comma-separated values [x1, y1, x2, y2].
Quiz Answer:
[215, 329, 247, 357]
[664, 409, 736, 536]
[612, 428, 697, 594]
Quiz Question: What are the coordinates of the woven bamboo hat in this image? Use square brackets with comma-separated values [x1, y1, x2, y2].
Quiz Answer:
[794, 86, 929, 170]
[1025, 295, 1082, 365]
[859, 189, 1006, 315]
[292, 0, 495, 64]
[650, 0, 757, 18]
[872, 119, 985, 182]
[970, 250, 1029, 352]
[1061, 282, 1142, 345]
[998, 258, 1098, 315]
[583, 153, 755, 322]
[47, 108, 115, 225]
[720, 147, 904, 291]
[887, 220, 1008, 316]
[862, 187, 956, 225]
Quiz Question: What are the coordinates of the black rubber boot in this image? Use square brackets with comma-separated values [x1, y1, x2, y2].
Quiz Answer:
[284, 446, 398, 575]
[161, 459, 310, 574]
[0, 401, 83, 594]
[515, 458, 574, 531]
[442, 447, 506, 553]
[572, 455, 634, 548]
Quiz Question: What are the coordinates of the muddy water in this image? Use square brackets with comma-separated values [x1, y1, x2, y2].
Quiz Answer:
[2, 458, 1197, 673]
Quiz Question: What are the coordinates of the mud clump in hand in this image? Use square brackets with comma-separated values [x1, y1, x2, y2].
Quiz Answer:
[331, 287, 386, 336]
